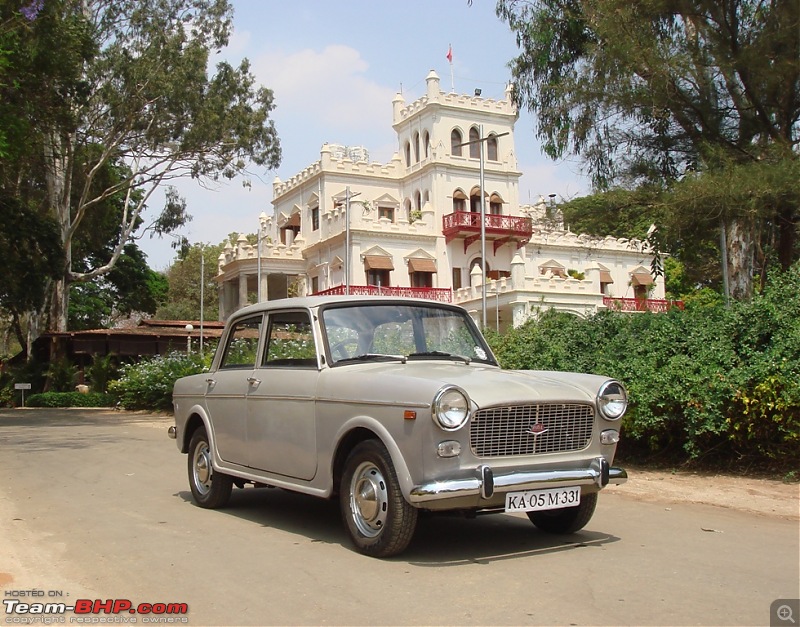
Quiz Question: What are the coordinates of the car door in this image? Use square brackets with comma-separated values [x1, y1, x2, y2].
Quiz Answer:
[204, 314, 263, 465]
[246, 309, 319, 480]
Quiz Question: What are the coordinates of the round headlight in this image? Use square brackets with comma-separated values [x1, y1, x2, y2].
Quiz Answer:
[432, 386, 470, 431]
[598, 380, 627, 420]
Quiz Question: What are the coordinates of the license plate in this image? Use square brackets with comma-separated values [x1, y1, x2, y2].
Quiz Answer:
[505, 486, 581, 512]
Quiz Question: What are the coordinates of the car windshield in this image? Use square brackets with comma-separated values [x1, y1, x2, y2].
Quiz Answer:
[321, 303, 496, 365]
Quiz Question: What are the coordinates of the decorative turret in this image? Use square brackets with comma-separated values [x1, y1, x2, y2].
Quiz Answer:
[425, 70, 440, 99]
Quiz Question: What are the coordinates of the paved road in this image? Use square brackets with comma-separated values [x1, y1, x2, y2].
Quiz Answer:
[0, 409, 797, 626]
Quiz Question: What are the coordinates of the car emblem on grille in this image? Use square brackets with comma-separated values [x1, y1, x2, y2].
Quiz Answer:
[525, 422, 548, 436]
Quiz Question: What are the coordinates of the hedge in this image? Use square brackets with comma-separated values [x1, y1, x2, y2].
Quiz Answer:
[26, 392, 116, 408]
[488, 264, 800, 472]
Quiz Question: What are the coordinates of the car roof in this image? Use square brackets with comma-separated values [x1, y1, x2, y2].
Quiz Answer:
[231, 295, 463, 318]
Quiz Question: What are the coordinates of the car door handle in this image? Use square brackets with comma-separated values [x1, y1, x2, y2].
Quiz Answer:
[205, 378, 215, 384]
[247, 377, 261, 385]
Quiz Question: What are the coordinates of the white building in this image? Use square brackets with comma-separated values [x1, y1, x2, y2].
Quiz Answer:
[216, 71, 677, 331]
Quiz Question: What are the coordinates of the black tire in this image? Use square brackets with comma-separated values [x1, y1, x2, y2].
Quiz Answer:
[188, 427, 233, 508]
[527, 491, 598, 534]
[340, 440, 418, 557]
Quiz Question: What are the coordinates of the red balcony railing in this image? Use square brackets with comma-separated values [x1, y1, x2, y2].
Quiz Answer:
[443, 211, 533, 253]
[603, 297, 685, 313]
[313, 285, 452, 302]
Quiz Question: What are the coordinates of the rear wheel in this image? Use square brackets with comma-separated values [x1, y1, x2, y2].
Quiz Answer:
[527, 492, 598, 534]
[188, 427, 233, 508]
[340, 440, 417, 557]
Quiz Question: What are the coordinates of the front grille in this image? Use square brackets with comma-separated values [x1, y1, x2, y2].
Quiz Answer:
[469, 404, 594, 458]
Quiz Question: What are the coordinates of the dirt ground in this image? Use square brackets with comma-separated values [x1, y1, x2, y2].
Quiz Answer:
[606, 465, 800, 519]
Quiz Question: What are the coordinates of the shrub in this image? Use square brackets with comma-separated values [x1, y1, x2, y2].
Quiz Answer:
[26, 392, 115, 408]
[0, 359, 48, 407]
[85, 353, 118, 394]
[486, 264, 800, 472]
[108, 352, 207, 412]
[46, 358, 78, 392]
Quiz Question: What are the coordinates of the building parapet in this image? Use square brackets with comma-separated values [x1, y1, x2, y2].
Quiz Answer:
[272, 144, 403, 199]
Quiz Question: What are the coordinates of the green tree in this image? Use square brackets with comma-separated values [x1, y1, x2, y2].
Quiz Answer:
[497, 0, 800, 299]
[69, 244, 168, 329]
[0, 192, 63, 355]
[156, 243, 222, 322]
[1, 0, 281, 343]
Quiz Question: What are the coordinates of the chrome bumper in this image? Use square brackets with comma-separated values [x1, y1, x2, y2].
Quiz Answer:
[409, 456, 627, 504]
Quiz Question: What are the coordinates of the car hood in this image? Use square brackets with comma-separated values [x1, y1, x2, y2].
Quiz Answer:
[318, 362, 608, 409]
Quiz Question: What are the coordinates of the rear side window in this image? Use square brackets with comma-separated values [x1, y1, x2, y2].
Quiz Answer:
[262, 311, 317, 368]
[219, 316, 262, 369]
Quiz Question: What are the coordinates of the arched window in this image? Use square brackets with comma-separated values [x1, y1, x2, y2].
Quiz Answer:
[451, 129, 463, 156]
[490, 193, 503, 215]
[470, 186, 484, 213]
[469, 127, 480, 158]
[423, 131, 430, 159]
[487, 135, 498, 161]
[404, 141, 411, 166]
[423, 190, 430, 203]
[452, 189, 467, 213]
[414, 132, 420, 163]
[470, 257, 490, 276]
[415, 190, 422, 211]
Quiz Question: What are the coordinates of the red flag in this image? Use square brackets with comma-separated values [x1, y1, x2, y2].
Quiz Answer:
[446, 45, 453, 63]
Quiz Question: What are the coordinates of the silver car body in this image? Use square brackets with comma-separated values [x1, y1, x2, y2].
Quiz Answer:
[172, 296, 627, 515]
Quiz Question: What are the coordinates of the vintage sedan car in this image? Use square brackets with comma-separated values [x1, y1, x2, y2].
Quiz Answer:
[170, 296, 627, 557]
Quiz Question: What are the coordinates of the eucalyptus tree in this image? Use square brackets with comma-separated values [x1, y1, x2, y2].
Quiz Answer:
[496, 0, 799, 299]
[2, 0, 281, 340]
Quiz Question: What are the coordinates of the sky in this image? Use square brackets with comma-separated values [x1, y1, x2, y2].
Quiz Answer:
[140, 0, 591, 269]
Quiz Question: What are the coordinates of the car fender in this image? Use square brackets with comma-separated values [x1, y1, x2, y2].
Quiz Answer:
[331, 414, 416, 502]
[178, 404, 215, 456]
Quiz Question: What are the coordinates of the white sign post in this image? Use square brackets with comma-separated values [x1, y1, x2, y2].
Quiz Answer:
[14, 383, 31, 407]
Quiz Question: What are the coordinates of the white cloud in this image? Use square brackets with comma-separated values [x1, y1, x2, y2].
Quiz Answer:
[250, 45, 396, 135]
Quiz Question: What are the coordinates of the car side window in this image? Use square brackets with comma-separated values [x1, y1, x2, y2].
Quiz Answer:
[262, 311, 317, 368]
[219, 316, 262, 369]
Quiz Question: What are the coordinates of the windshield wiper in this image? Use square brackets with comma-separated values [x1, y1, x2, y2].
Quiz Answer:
[407, 351, 471, 364]
[335, 353, 407, 364]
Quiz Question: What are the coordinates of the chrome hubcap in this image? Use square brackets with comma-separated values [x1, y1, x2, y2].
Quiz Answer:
[349, 461, 388, 538]
[192, 442, 212, 495]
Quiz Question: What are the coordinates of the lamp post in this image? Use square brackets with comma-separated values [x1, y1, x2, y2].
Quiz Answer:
[185, 324, 193, 355]
[199, 247, 204, 356]
[457, 127, 509, 330]
[344, 186, 360, 295]
[256, 228, 262, 303]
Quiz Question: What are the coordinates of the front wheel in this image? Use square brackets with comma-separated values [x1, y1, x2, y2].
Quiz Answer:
[340, 440, 418, 557]
[188, 427, 233, 508]
[527, 492, 598, 534]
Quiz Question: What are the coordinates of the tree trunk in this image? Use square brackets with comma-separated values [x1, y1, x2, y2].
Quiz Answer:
[725, 218, 755, 301]
[43, 131, 72, 333]
[777, 204, 797, 271]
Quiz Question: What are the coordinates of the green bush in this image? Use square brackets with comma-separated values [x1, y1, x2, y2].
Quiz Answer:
[85, 353, 118, 394]
[487, 264, 800, 472]
[108, 352, 207, 412]
[26, 391, 115, 408]
[0, 359, 48, 407]
[46, 358, 78, 392]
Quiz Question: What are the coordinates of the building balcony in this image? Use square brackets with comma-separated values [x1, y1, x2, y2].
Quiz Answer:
[313, 285, 452, 302]
[603, 297, 685, 313]
[443, 211, 533, 253]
